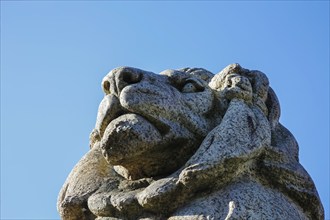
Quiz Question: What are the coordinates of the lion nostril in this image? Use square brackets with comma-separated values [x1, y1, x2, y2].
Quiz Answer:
[121, 70, 142, 84]
[102, 80, 111, 95]
[115, 68, 142, 94]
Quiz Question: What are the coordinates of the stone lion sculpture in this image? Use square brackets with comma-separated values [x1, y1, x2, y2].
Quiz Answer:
[57, 64, 324, 220]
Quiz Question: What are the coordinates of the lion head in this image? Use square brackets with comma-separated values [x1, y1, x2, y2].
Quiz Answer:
[89, 66, 223, 180]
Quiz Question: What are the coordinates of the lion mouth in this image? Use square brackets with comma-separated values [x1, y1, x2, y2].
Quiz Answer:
[90, 94, 170, 148]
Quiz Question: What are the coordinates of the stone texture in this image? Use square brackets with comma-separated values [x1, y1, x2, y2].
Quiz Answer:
[57, 64, 324, 220]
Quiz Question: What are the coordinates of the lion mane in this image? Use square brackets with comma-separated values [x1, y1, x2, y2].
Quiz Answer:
[57, 64, 323, 220]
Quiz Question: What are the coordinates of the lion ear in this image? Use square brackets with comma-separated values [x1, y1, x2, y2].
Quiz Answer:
[265, 87, 281, 129]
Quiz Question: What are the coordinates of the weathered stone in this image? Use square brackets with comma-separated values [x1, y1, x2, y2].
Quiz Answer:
[58, 64, 324, 220]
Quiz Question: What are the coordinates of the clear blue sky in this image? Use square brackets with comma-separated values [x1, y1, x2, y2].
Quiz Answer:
[1, 1, 329, 219]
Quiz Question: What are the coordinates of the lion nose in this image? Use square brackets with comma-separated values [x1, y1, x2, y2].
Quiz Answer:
[102, 67, 142, 95]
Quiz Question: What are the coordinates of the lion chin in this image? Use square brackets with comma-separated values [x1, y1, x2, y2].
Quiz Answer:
[58, 64, 324, 220]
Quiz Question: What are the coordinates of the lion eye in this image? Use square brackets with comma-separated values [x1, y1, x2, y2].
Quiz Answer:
[181, 80, 204, 93]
